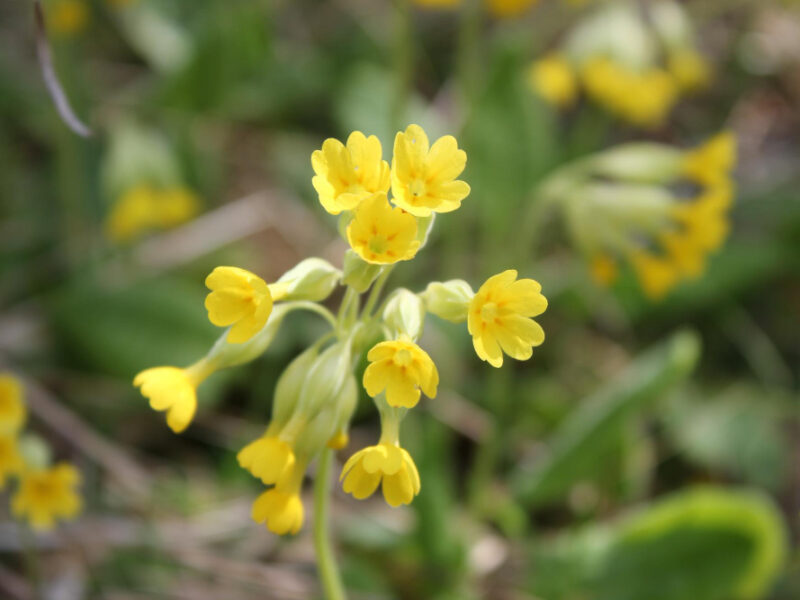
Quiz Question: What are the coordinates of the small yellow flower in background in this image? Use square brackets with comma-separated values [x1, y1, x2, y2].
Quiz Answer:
[630, 251, 680, 300]
[363, 338, 439, 409]
[327, 431, 349, 450]
[347, 193, 421, 264]
[237, 435, 296, 485]
[468, 270, 548, 368]
[312, 131, 390, 215]
[49, 0, 89, 36]
[668, 49, 711, 93]
[154, 187, 201, 228]
[106, 184, 200, 243]
[0, 435, 24, 489]
[341, 443, 421, 507]
[251, 462, 306, 535]
[589, 254, 619, 286]
[0, 374, 26, 435]
[12, 463, 82, 531]
[683, 132, 736, 186]
[205, 267, 274, 344]
[391, 124, 470, 217]
[134, 365, 208, 433]
[487, 0, 540, 18]
[529, 54, 578, 107]
[413, 0, 460, 8]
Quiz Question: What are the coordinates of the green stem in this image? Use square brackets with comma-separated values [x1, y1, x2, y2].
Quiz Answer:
[337, 287, 360, 333]
[313, 448, 347, 600]
[392, 0, 413, 131]
[288, 301, 338, 330]
[456, 0, 483, 109]
[361, 266, 394, 319]
[21, 525, 42, 600]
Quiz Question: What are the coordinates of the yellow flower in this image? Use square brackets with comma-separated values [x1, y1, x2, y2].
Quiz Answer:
[0, 374, 26, 435]
[529, 54, 578, 107]
[683, 132, 736, 186]
[468, 270, 547, 368]
[133, 365, 210, 433]
[0, 435, 24, 489]
[12, 463, 82, 531]
[237, 435, 296, 485]
[251, 462, 305, 535]
[155, 187, 200, 228]
[341, 443, 421, 507]
[630, 251, 680, 300]
[311, 131, 390, 215]
[346, 193, 421, 264]
[391, 124, 470, 217]
[413, 0, 460, 7]
[668, 49, 711, 93]
[205, 267, 274, 343]
[487, 0, 539, 18]
[363, 338, 439, 409]
[49, 0, 89, 36]
[106, 184, 200, 243]
[590, 254, 619, 286]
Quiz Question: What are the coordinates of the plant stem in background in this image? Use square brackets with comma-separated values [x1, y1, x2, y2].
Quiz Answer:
[392, 0, 413, 131]
[313, 448, 347, 600]
[456, 0, 483, 110]
[21, 526, 43, 600]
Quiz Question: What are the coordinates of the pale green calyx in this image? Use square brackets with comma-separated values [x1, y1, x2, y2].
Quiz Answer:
[342, 249, 381, 292]
[383, 289, 426, 340]
[273, 257, 341, 302]
[421, 279, 474, 323]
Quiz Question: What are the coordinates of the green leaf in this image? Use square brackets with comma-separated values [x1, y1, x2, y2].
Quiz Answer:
[512, 330, 700, 506]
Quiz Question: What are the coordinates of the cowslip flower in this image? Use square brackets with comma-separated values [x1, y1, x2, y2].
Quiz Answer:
[205, 267, 276, 344]
[0, 374, 26, 435]
[133, 365, 210, 433]
[346, 193, 421, 264]
[341, 443, 421, 507]
[237, 435, 296, 485]
[312, 131, 390, 215]
[106, 184, 200, 243]
[12, 463, 82, 531]
[0, 435, 23, 489]
[468, 270, 547, 368]
[363, 338, 439, 409]
[529, 54, 578, 107]
[49, 0, 90, 36]
[668, 49, 711, 93]
[683, 132, 736, 187]
[391, 124, 470, 217]
[251, 462, 306, 535]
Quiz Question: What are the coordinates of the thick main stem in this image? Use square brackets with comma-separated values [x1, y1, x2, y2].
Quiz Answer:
[313, 448, 347, 600]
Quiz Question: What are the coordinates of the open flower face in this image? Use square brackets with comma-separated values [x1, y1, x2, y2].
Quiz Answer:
[347, 193, 421, 264]
[468, 270, 547, 368]
[12, 463, 82, 531]
[134, 367, 199, 433]
[205, 267, 273, 344]
[340, 443, 421, 507]
[391, 124, 470, 217]
[363, 339, 438, 409]
[312, 131, 391, 215]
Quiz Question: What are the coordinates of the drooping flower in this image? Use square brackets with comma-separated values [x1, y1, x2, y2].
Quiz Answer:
[106, 184, 200, 243]
[346, 193, 421, 264]
[529, 54, 578, 107]
[668, 49, 711, 93]
[468, 270, 547, 368]
[486, 0, 539, 18]
[237, 435, 296, 485]
[630, 250, 681, 300]
[205, 267, 274, 343]
[251, 461, 306, 535]
[341, 443, 421, 507]
[0, 435, 24, 489]
[363, 338, 438, 409]
[311, 131, 391, 215]
[49, 0, 90, 36]
[12, 463, 82, 531]
[0, 374, 26, 435]
[683, 132, 736, 187]
[133, 365, 210, 433]
[391, 124, 470, 217]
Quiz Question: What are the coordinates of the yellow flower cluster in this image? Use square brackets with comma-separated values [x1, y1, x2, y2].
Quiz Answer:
[106, 184, 200, 243]
[412, 0, 550, 18]
[133, 125, 548, 536]
[0, 374, 82, 531]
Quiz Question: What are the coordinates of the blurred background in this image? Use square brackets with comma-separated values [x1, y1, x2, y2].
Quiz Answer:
[0, 0, 798, 598]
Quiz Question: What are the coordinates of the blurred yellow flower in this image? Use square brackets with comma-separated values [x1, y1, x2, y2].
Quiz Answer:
[237, 435, 296, 485]
[683, 132, 736, 186]
[105, 184, 200, 243]
[49, 0, 89, 36]
[630, 250, 680, 300]
[529, 54, 578, 107]
[468, 270, 547, 368]
[391, 124, 470, 217]
[413, 0, 460, 7]
[312, 131, 390, 215]
[668, 49, 711, 93]
[205, 267, 274, 344]
[589, 253, 619, 286]
[12, 463, 82, 531]
[487, 0, 540, 18]
[341, 443, 421, 507]
[363, 338, 439, 409]
[251, 461, 306, 535]
[134, 365, 210, 433]
[0, 374, 26, 435]
[0, 435, 24, 489]
[346, 193, 421, 264]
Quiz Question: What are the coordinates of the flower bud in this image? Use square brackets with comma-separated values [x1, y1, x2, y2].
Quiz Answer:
[271, 346, 320, 431]
[292, 340, 353, 422]
[382, 289, 425, 340]
[421, 279, 474, 323]
[342, 249, 381, 292]
[17, 434, 51, 470]
[589, 143, 684, 184]
[294, 371, 358, 457]
[271, 258, 341, 302]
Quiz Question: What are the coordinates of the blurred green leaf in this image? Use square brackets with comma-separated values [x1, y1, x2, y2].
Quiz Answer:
[512, 330, 700, 506]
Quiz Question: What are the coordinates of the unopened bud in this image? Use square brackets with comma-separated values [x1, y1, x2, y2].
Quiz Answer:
[271, 258, 340, 302]
[421, 280, 474, 323]
[383, 289, 425, 340]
